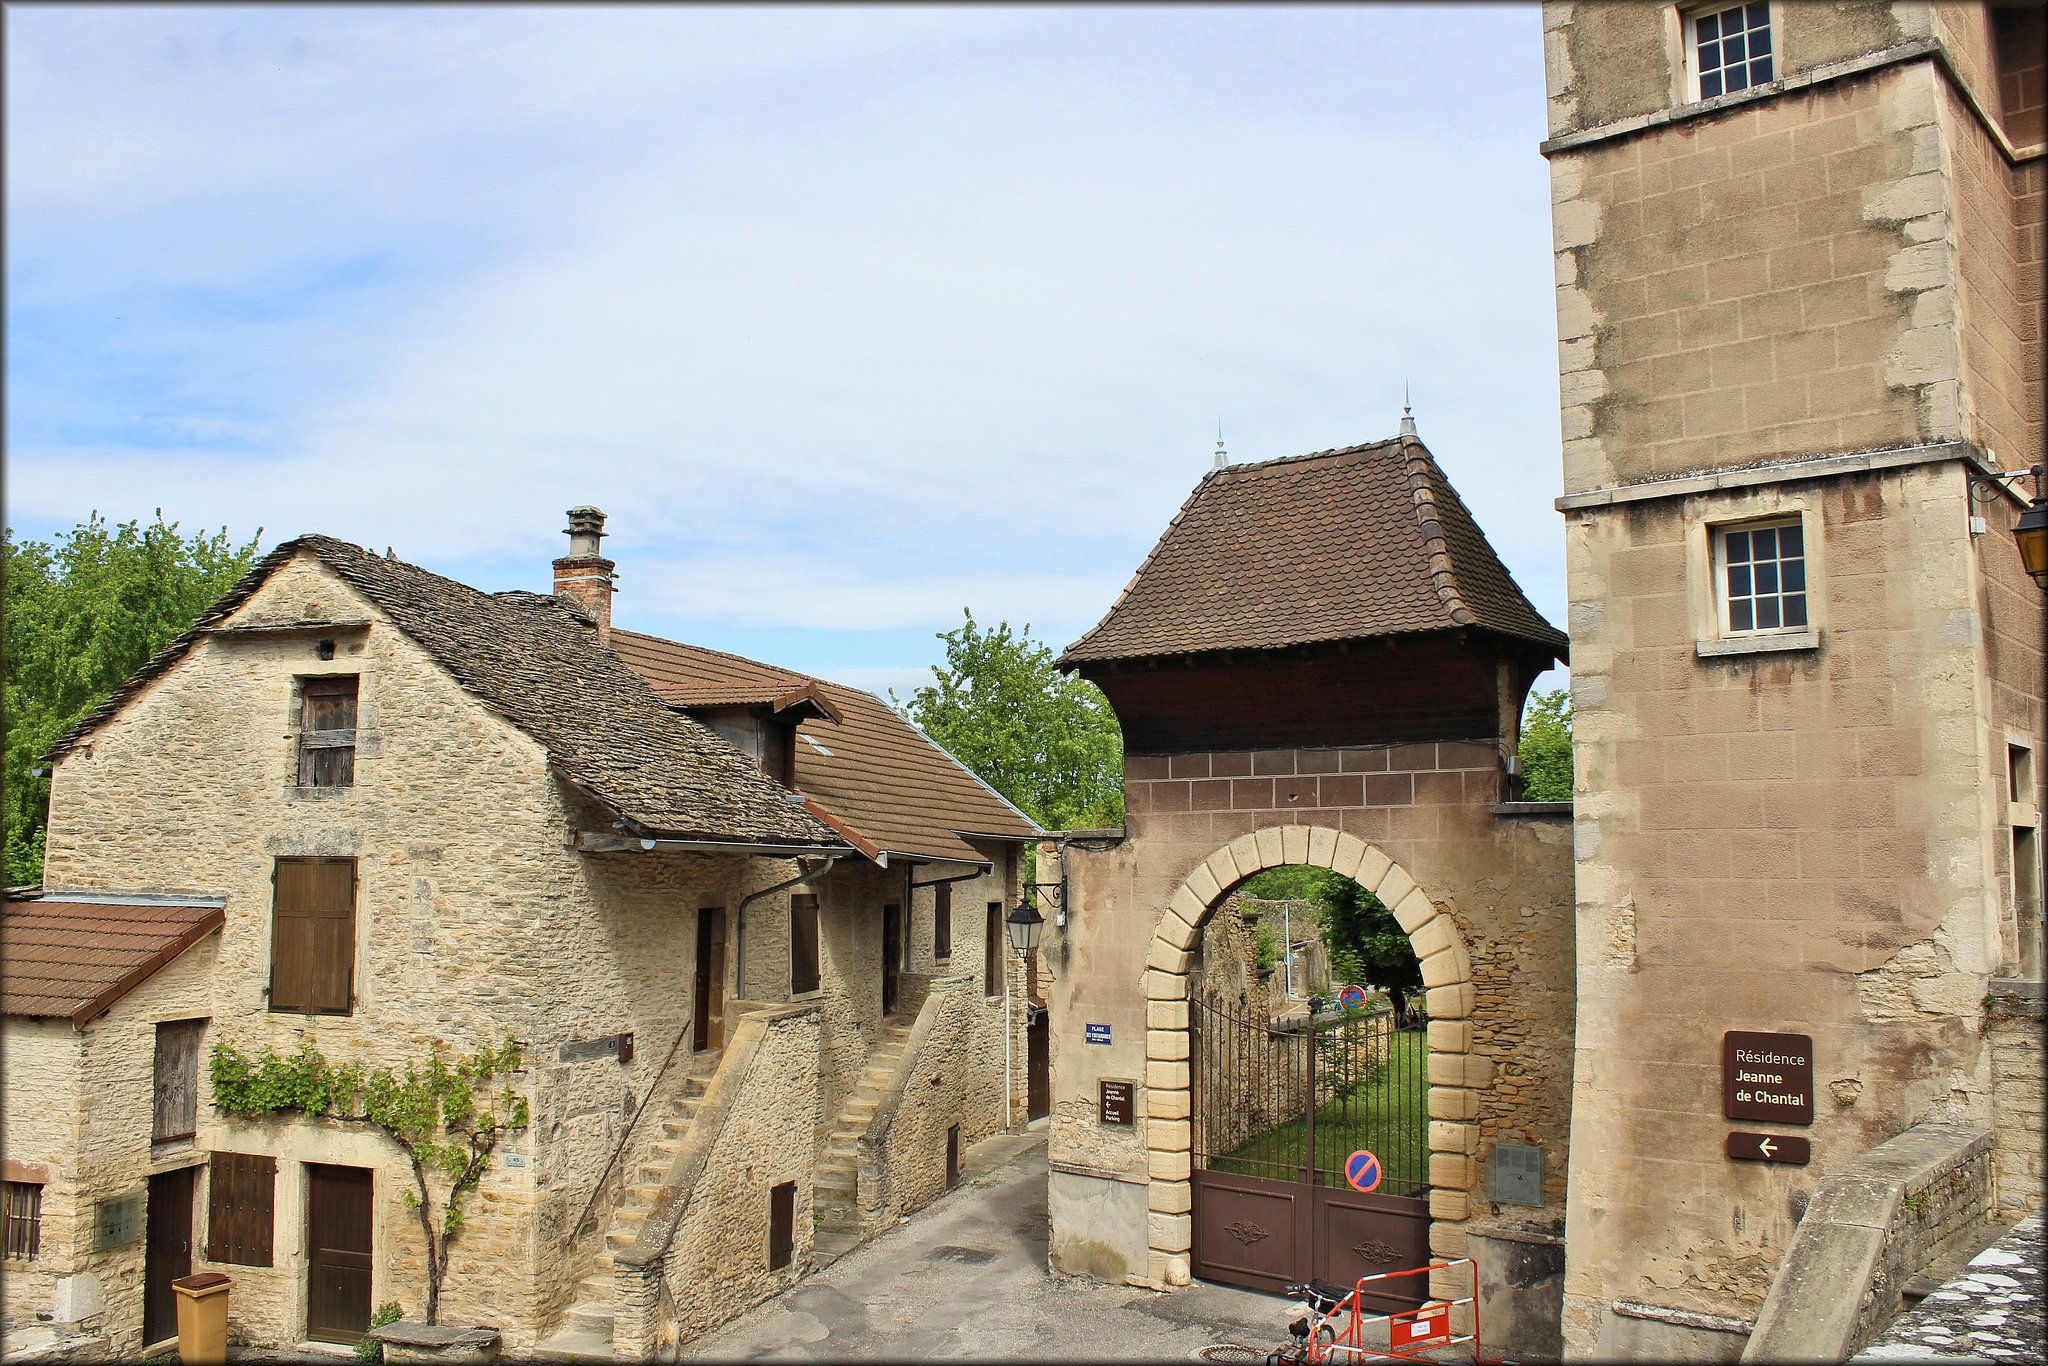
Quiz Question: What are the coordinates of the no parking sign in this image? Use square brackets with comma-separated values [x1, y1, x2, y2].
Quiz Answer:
[1344, 1149, 1382, 1192]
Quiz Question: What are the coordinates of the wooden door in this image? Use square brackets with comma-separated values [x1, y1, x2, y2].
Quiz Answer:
[306, 1165, 372, 1344]
[946, 1124, 961, 1189]
[1027, 1011, 1051, 1121]
[694, 908, 726, 1051]
[882, 903, 902, 1016]
[144, 1166, 196, 1345]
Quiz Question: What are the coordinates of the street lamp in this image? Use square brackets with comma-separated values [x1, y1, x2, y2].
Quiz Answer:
[1005, 898, 1045, 956]
[1976, 464, 2048, 589]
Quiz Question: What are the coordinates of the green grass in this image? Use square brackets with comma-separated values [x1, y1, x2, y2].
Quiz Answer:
[1207, 1030, 1429, 1193]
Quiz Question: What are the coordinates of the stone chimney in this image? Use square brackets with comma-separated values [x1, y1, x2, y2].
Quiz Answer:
[553, 506, 616, 645]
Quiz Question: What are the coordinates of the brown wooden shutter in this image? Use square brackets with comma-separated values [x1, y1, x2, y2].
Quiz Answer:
[767, 1181, 795, 1270]
[933, 885, 952, 960]
[152, 1020, 205, 1142]
[272, 859, 355, 1014]
[790, 895, 820, 996]
[299, 677, 358, 787]
[985, 902, 1002, 995]
[206, 1152, 275, 1267]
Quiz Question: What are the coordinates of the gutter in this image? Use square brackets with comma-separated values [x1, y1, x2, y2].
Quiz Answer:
[734, 855, 846, 999]
[573, 831, 856, 859]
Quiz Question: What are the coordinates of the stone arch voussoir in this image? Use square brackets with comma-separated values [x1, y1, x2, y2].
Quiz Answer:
[1139, 823, 1485, 1293]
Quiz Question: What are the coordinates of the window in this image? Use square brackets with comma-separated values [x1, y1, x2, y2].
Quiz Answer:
[298, 676, 358, 788]
[985, 902, 1003, 996]
[1717, 520, 1806, 634]
[1688, 3, 1772, 101]
[206, 1152, 275, 1267]
[767, 1181, 796, 1270]
[790, 894, 820, 996]
[2014, 745, 2043, 979]
[270, 858, 356, 1014]
[4, 1182, 41, 1260]
[933, 884, 953, 961]
[153, 1019, 206, 1143]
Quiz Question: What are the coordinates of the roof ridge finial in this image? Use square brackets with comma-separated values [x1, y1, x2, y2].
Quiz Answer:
[1214, 420, 1229, 471]
[1400, 382, 1417, 438]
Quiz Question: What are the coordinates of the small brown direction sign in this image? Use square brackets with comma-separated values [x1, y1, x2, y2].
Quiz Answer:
[1724, 1031, 1814, 1125]
[1100, 1079, 1135, 1126]
[1727, 1131, 1811, 1165]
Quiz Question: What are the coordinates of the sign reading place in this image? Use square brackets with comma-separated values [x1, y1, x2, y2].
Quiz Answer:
[1723, 1030, 1814, 1126]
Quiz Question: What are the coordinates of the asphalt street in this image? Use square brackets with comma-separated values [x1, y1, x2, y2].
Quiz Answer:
[681, 1133, 1298, 1362]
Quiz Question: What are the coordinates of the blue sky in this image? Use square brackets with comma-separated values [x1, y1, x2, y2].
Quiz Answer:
[6, 3, 1567, 703]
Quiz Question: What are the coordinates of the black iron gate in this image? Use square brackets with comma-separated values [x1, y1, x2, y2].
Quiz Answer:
[1189, 992, 1430, 1310]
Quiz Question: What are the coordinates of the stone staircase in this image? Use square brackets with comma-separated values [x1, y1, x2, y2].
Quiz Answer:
[538, 1049, 722, 1358]
[809, 1020, 913, 1266]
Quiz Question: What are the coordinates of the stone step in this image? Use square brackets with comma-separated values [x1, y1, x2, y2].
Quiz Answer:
[578, 1273, 611, 1301]
[566, 1300, 614, 1328]
[531, 1324, 617, 1363]
[605, 1230, 636, 1251]
[815, 1159, 857, 1179]
[614, 1203, 654, 1224]
[590, 1251, 614, 1275]
[622, 1183, 664, 1207]
[660, 1119, 691, 1140]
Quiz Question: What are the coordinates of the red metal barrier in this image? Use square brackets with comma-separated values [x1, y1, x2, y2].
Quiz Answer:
[1308, 1257, 1486, 1364]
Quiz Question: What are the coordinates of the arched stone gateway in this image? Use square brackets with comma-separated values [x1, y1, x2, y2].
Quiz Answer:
[1138, 824, 1481, 1301]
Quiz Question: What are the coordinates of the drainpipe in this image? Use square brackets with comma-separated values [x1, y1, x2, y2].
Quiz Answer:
[908, 861, 991, 975]
[733, 854, 845, 999]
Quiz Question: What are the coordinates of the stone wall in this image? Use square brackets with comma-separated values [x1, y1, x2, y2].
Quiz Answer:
[1048, 756, 1576, 1290]
[3, 1022, 88, 1350]
[1987, 980, 2044, 1215]
[857, 973, 1012, 1227]
[1742, 1123, 1995, 1362]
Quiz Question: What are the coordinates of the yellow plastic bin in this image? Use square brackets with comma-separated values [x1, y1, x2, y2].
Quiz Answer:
[173, 1271, 231, 1365]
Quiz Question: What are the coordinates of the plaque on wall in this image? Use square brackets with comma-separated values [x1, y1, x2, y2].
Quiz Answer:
[1723, 1031, 1814, 1125]
[1100, 1079, 1135, 1125]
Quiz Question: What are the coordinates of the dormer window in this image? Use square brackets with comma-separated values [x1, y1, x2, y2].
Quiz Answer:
[1687, 3, 1773, 102]
[670, 680, 842, 788]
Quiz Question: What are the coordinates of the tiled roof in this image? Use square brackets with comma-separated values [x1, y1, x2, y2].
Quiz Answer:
[3, 897, 224, 1024]
[49, 537, 843, 850]
[1059, 436, 1568, 665]
[611, 631, 1041, 865]
[654, 680, 843, 724]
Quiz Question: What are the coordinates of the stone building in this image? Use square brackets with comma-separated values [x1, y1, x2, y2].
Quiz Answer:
[1540, 1, 2044, 1358]
[1040, 436, 1578, 1347]
[2, 512, 1036, 1360]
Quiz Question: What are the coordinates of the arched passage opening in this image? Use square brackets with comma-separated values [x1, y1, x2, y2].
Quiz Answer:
[1139, 825, 1482, 1302]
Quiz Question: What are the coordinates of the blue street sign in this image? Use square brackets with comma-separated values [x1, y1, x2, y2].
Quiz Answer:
[1085, 1022, 1112, 1045]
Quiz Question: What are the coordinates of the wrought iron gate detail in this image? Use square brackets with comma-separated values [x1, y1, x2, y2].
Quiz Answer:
[1189, 991, 1429, 1307]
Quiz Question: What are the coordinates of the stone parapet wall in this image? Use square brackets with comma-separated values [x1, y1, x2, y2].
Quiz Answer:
[1742, 1123, 1995, 1362]
[1987, 980, 2044, 1215]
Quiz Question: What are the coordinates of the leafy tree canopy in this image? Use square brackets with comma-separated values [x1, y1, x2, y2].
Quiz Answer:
[4, 513, 264, 885]
[893, 610, 1124, 832]
[1518, 686, 1573, 802]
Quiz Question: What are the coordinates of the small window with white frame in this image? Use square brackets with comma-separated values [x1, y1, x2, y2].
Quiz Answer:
[1716, 519, 1807, 634]
[1687, 2, 1774, 102]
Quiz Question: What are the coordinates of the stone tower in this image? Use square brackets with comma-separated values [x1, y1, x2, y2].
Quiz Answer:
[1541, 2, 2045, 1357]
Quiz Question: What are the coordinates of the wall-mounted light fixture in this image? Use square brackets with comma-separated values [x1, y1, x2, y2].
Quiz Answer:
[1972, 464, 2048, 589]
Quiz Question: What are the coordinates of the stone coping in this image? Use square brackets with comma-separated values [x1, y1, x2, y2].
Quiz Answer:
[1850, 1216, 2042, 1361]
[367, 1323, 501, 1347]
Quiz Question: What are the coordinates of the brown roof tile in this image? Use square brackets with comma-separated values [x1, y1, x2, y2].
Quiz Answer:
[3, 898, 225, 1025]
[1059, 436, 1567, 665]
[611, 631, 1041, 864]
[49, 537, 843, 850]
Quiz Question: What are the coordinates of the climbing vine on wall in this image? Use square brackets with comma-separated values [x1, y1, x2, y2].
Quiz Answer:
[210, 1039, 529, 1324]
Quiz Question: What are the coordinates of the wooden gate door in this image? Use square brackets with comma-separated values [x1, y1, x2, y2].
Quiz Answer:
[882, 903, 902, 1016]
[1189, 993, 1429, 1309]
[306, 1164, 373, 1344]
[144, 1166, 196, 1345]
[1026, 1010, 1052, 1120]
[694, 908, 726, 1051]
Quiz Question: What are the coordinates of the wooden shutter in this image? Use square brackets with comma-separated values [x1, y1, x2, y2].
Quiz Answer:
[205, 1152, 275, 1267]
[985, 902, 1002, 995]
[299, 678, 358, 788]
[933, 885, 952, 960]
[767, 1181, 795, 1270]
[152, 1019, 205, 1142]
[271, 859, 355, 1014]
[790, 895, 820, 996]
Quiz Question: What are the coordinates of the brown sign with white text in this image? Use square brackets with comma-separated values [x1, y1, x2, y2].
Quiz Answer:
[1723, 1031, 1814, 1125]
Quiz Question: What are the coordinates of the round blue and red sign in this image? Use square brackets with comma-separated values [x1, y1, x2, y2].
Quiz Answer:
[1345, 1149, 1382, 1192]
[1338, 985, 1368, 1010]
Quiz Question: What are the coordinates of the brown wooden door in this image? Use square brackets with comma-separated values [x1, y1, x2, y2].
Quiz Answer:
[144, 1166, 197, 1345]
[694, 908, 726, 1051]
[306, 1164, 373, 1344]
[946, 1124, 961, 1189]
[882, 903, 902, 1016]
[1027, 1011, 1051, 1121]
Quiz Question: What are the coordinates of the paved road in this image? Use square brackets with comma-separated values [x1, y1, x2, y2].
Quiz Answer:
[683, 1135, 1295, 1362]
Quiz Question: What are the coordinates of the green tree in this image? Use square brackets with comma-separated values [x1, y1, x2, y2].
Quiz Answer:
[3, 513, 262, 885]
[210, 1039, 528, 1325]
[1518, 686, 1573, 801]
[1240, 866, 1424, 1019]
[893, 610, 1124, 832]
